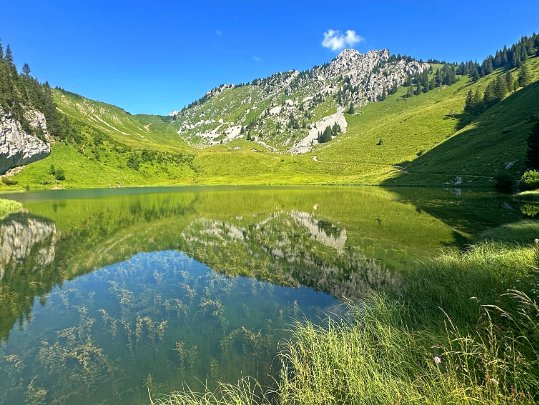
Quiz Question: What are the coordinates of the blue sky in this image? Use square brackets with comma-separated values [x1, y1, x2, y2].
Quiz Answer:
[2, 0, 538, 115]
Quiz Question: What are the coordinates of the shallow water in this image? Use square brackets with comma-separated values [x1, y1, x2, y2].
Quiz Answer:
[0, 186, 531, 404]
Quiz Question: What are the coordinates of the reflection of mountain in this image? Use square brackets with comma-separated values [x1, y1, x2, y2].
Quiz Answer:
[179, 211, 398, 299]
[0, 214, 58, 340]
[1, 187, 460, 341]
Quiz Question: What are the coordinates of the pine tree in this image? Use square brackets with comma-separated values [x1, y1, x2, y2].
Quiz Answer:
[406, 84, 414, 98]
[22, 63, 31, 77]
[482, 57, 493, 75]
[472, 89, 483, 113]
[494, 75, 508, 100]
[483, 81, 498, 105]
[464, 89, 474, 113]
[518, 64, 531, 87]
[504, 71, 514, 93]
[470, 66, 481, 82]
[527, 121, 539, 169]
[5, 45, 13, 64]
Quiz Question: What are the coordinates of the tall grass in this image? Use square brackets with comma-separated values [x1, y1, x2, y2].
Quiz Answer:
[154, 242, 539, 404]
[0, 198, 22, 219]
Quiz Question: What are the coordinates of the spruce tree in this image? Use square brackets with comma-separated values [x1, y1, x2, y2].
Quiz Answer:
[5, 45, 13, 64]
[472, 89, 483, 113]
[504, 71, 514, 93]
[518, 64, 531, 87]
[22, 63, 31, 77]
[464, 90, 474, 113]
[495, 75, 508, 100]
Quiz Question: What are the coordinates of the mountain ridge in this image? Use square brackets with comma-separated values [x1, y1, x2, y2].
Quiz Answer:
[170, 48, 430, 153]
[0, 34, 538, 190]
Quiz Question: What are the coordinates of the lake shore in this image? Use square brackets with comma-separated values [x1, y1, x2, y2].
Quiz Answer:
[155, 237, 539, 404]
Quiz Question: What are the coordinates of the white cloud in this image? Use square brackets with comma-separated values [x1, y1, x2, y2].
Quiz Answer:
[215, 29, 222, 37]
[252, 56, 262, 63]
[322, 29, 363, 51]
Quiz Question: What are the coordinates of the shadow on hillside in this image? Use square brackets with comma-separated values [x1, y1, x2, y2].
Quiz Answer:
[446, 112, 473, 131]
[382, 81, 539, 188]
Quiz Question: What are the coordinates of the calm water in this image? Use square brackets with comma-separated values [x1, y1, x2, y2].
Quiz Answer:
[0, 186, 533, 404]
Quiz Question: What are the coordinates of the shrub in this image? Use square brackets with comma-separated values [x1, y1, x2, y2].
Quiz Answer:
[54, 169, 65, 181]
[49, 164, 66, 181]
[1, 177, 18, 186]
[521, 169, 539, 191]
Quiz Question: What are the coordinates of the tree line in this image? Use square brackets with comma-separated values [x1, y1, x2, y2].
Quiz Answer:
[456, 33, 538, 81]
[0, 41, 62, 138]
[464, 65, 531, 114]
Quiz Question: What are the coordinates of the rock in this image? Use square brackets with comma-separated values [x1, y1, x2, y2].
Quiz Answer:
[0, 106, 51, 174]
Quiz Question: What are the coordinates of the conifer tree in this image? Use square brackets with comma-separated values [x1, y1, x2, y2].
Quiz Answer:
[472, 89, 483, 113]
[22, 63, 31, 77]
[464, 89, 474, 113]
[495, 75, 508, 100]
[518, 64, 531, 87]
[504, 71, 514, 93]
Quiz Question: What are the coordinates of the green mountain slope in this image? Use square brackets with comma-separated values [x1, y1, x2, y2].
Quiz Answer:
[1, 46, 538, 190]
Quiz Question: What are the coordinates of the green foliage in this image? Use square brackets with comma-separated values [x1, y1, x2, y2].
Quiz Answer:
[521, 169, 539, 190]
[519, 63, 532, 87]
[1, 177, 18, 186]
[49, 164, 66, 181]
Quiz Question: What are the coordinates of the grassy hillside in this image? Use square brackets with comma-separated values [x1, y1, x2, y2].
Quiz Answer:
[1, 57, 538, 190]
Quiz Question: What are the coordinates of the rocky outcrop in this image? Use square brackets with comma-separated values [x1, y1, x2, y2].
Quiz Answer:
[0, 106, 51, 174]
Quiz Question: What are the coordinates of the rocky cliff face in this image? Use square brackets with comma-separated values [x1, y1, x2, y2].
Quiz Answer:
[172, 49, 429, 153]
[0, 106, 51, 174]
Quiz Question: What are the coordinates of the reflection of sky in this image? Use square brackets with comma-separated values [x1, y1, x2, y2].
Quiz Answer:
[0, 250, 337, 405]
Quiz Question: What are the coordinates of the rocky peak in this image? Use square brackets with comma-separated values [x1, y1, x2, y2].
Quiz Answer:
[172, 48, 430, 153]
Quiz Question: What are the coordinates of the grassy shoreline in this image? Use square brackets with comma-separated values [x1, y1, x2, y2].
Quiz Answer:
[153, 238, 539, 404]
[0, 198, 22, 219]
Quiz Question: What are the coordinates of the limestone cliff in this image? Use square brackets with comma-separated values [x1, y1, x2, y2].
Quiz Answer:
[0, 106, 51, 174]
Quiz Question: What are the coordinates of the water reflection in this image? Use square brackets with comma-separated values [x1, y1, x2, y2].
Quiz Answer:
[0, 250, 336, 404]
[0, 186, 529, 404]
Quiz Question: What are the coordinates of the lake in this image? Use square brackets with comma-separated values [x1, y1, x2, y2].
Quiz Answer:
[0, 186, 533, 404]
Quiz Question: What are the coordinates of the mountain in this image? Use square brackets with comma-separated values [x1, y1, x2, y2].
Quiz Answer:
[0, 34, 538, 190]
[171, 49, 429, 153]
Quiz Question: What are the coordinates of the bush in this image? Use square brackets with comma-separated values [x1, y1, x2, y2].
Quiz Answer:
[54, 168, 65, 181]
[521, 169, 539, 191]
[1, 177, 18, 186]
[494, 173, 515, 192]
[49, 164, 66, 181]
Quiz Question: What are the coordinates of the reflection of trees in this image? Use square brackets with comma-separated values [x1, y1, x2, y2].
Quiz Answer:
[0, 195, 196, 342]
